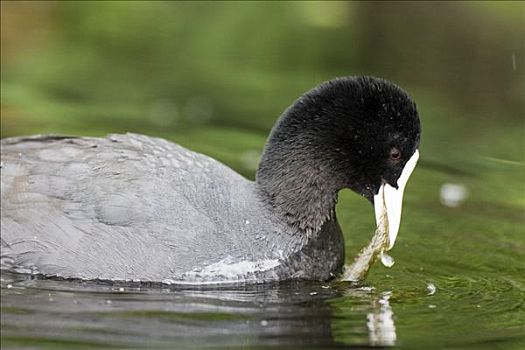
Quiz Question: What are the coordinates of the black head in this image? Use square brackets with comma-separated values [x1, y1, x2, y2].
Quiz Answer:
[257, 76, 421, 234]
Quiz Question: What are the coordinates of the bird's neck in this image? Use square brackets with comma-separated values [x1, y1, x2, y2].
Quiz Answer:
[256, 142, 342, 237]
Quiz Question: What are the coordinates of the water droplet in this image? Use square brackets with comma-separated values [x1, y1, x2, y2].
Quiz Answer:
[380, 251, 395, 267]
[426, 283, 437, 296]
[440, 183, 468, 207]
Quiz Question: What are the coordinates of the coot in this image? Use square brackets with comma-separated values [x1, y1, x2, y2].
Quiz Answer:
[0, 76, 421, 284]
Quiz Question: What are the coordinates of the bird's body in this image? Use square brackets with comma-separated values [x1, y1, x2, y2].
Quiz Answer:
[0, 134, 344, 283]
[0, 76, 420, 284]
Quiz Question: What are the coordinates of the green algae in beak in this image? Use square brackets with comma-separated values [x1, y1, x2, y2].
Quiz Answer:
[339, 150, 419, 282]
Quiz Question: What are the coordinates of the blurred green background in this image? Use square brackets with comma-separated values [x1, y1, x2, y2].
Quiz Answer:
[1, 1, 523, 175]
[1, 2, 524, 348]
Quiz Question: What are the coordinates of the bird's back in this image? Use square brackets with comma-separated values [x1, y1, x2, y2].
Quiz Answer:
[1, 133, 345, 283]
[0, 134, 275, 282]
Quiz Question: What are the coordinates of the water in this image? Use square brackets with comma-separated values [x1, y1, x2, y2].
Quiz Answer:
[1, 265, 523, 349]
[2, 276, 380, 349]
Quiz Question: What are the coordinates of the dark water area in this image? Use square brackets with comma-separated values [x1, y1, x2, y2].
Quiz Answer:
[1, 264, 523, 349]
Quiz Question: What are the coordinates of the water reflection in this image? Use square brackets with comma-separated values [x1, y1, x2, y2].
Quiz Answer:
[440, 183, 468, 208]
[329, 286, 399, 348]
[1, 273, 398, 348]
[367, 292, 396, 346]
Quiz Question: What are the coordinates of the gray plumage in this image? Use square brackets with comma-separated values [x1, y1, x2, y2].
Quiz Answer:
[1, 134, 344, 283]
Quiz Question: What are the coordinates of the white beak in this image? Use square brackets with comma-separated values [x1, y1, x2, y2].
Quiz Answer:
[374, 150, 419, 251]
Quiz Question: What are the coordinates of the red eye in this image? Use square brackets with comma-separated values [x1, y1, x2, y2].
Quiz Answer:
[390, 148, 401, 161]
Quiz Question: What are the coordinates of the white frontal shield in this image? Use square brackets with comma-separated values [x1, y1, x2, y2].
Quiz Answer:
[374, 150, 419, 251]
